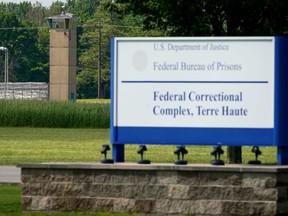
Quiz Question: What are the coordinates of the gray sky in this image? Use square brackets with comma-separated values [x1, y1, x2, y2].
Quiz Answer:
[1, 0, 57, 7]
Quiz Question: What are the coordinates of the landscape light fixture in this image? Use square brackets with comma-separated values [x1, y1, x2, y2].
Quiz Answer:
[100, 144, 114, 164]
[137, 144, 151, 164]
[210, 145, 225, 165]
[248, 146, 262, 164]
[174, 145, 188, 165]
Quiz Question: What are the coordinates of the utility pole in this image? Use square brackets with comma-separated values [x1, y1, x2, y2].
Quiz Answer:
[0, 47, 8, 98]
[98, 22, 102, 98]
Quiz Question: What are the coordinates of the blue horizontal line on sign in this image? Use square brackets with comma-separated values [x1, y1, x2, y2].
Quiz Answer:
[121, 80, 268, 84]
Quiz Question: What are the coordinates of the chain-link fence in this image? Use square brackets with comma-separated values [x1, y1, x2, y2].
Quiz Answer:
[0, 82, 48, 100]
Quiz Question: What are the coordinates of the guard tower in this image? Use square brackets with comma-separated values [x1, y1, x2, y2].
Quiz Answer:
[47, 9, 78, 101]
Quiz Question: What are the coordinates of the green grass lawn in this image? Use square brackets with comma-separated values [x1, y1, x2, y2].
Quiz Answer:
[0, 127, 277, 165]
[0, 127, 278, 215]
[0, 184, 21, 215]
[0, 127, 109, 165]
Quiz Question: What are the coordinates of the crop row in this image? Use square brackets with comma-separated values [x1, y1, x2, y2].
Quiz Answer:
[0, 99, 109, 128]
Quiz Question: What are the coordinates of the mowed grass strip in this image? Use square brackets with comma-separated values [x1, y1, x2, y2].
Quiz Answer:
[0, 184, 21, 214]
[0, 127, 277, 165]
[0, 127, 277, 215]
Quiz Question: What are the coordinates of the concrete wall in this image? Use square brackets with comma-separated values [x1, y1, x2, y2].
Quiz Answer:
[18, 163, 288, 215]
[0, 82, 48, 100]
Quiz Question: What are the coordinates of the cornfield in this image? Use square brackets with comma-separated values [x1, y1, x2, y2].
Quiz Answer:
[0, 99, 110, 128]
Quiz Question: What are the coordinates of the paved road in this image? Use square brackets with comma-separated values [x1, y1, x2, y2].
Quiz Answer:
[0, 166, 21, 184]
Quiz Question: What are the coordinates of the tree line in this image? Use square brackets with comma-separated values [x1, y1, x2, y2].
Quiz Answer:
[0, 0, 162, 98]
[0, 0, 287, 98]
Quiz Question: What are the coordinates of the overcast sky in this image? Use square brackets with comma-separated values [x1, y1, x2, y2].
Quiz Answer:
[1, 0, 58, 7]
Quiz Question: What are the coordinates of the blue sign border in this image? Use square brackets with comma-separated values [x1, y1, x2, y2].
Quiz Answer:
[113, 127, 273, 146]
[110, 37, 288, 164]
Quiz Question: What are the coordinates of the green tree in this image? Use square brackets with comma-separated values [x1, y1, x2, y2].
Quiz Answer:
[0, 2, 33, 23]
[111, 0, 288, 164]
[76, 1, 163, 98]
[117, 0, 288, 36]
[0, 10, 21, 81]
[0, 5, 49, 82]
[203, 0, 288, 36]
[48, 1, 66, 16]
[32, 26, 49, 82]
[11, 20, 45, 81]
[0, 1, 49, 26]
[77, 3, 116, 98]
[116, 0, 211, 35]
[28, 1, 49, 26]
[66, 0, 100, 24]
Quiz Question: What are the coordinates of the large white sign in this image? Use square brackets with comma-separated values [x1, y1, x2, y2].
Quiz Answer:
[113, 37, 274, 128]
